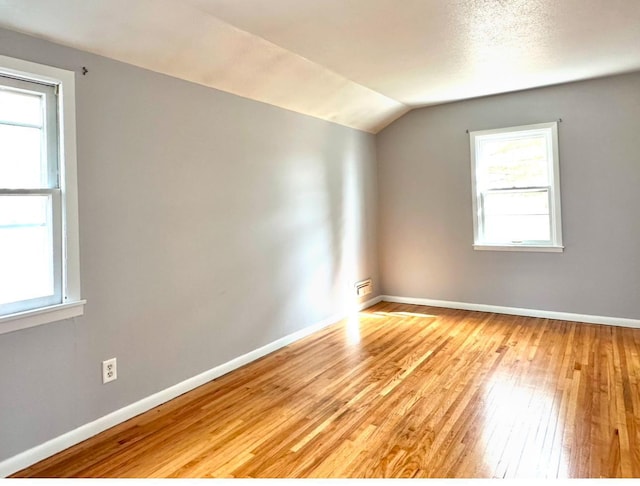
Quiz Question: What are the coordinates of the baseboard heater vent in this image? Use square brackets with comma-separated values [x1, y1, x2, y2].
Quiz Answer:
[355, 278, 373, 297]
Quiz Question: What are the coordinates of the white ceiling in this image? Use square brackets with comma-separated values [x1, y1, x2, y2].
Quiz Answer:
[1, 0, 639, 132]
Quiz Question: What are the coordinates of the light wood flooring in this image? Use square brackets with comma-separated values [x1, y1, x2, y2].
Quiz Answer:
[14, 301, 640, 478]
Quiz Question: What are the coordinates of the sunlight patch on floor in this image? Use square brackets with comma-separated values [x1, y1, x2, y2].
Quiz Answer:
[478, 375, 566, 478]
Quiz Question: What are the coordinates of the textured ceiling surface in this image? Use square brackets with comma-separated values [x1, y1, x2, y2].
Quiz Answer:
[192, 0, 640, 105]
[1, 0, 639, 132]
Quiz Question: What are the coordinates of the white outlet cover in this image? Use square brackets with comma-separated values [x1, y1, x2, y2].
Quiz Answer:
[102, 358, 117, 384]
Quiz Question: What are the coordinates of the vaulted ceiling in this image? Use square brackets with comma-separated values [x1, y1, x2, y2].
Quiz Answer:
[1, 0, 639, 132]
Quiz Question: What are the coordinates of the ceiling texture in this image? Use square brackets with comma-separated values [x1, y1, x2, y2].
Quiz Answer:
[1, 0, 639, 133]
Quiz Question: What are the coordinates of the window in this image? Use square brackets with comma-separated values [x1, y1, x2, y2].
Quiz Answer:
[469, 122, 563, 252]
[0, 55, 83, 334]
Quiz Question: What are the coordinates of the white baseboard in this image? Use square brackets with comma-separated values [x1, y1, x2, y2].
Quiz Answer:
[382, 295, 640, 329]
[0, 295, 382, 478]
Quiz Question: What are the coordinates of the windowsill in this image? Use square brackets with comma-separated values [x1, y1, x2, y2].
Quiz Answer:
[473, 244, 564, 253]
[0, 300, 86, 335]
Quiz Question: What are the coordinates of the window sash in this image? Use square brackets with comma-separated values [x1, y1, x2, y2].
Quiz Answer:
[0, 74, 59, 190]
[0, 189, 63, 314]
[476, 132, 551, 191]
[479, 187, 553, 245]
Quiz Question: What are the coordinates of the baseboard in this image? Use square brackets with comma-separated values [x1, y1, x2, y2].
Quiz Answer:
[0, 295, 382, 478]
[382, 295, 640, 329]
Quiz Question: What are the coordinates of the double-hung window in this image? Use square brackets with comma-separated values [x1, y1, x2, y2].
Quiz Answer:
[0, 55, 83, 334]
[469, 122, 563, 252]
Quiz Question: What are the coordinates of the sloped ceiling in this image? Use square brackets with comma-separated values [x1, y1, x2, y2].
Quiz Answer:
[1, 0, 639, 133]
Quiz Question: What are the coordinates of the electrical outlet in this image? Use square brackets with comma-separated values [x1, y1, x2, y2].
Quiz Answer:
[102, 358, 117, 384]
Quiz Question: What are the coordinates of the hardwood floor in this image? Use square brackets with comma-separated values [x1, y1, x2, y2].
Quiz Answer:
[13, 302, 640, 478]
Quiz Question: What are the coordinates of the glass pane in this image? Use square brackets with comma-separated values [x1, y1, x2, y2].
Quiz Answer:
[478, 134, 549, 189]
[0, 87, 43, 126]
[0, 124, 45, 188]
[0, 195, 54, 305]
[483, 190, 549, 216]
[483, 214, 551, 242]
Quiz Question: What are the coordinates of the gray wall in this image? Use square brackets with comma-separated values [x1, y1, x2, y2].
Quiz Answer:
[0, 28, 379, 462]
[377, 72, 640, 319]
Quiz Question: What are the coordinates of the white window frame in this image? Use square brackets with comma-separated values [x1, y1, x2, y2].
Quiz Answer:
[0, 55, 84, 334]
[469, 121, 564, 253]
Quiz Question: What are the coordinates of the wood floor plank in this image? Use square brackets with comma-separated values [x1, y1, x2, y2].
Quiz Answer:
[11, 302, 640, 478]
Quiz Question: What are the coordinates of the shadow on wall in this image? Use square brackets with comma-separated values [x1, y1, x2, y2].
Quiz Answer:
[235, 124, 374, 350]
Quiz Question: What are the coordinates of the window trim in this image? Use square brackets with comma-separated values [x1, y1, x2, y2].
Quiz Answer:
[469, 121, 564, 253]
[0, 55, 84, 334]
